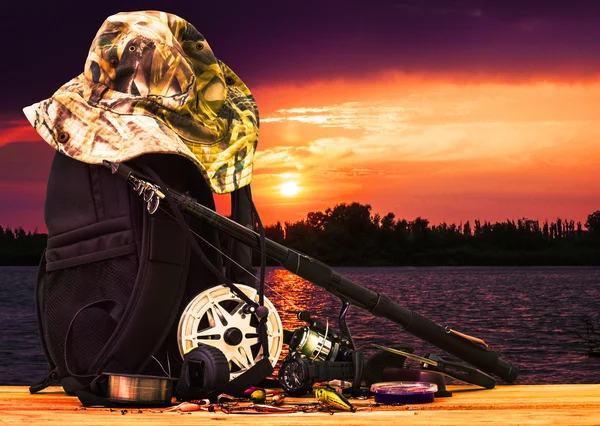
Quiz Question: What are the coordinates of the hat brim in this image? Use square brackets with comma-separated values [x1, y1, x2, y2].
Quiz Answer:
[23, 74, 255, 194]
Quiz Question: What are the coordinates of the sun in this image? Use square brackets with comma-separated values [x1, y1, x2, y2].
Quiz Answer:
[279, 181, 300, 197]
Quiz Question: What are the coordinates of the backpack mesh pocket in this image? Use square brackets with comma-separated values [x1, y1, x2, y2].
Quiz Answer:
[42, 254, 138, 378]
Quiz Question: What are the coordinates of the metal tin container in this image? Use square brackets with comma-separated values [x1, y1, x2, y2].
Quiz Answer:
[106, 374, 178, 406]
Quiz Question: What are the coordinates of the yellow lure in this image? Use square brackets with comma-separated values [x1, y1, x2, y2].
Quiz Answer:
[250, 389, 267, 404]
[315, 387, 356, 412]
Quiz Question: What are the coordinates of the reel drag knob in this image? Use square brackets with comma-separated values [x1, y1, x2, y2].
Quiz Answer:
[256, 305, 269, 319]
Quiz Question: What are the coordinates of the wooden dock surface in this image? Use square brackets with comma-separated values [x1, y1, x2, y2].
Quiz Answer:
[1, 384, 600, 425]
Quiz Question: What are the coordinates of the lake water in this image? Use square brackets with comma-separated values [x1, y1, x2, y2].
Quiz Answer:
[1, 265, 599, 385]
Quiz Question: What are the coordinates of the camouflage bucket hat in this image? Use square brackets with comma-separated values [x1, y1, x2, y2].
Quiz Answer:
[23, 10, 259, 194]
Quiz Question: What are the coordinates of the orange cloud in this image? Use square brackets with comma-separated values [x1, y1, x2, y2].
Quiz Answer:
[3, 72, 600, 230]
[248, 73, 600, 226]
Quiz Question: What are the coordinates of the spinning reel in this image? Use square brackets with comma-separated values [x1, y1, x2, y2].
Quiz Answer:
[278, 303, 497, 397]
[278, 300, 365, 396]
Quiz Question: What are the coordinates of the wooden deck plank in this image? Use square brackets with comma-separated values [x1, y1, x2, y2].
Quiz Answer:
[1, 385, 600, 425]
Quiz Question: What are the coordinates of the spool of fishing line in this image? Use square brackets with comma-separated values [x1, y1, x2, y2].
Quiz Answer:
[106, 374, 178, 406]
[370, 381, 438, 404]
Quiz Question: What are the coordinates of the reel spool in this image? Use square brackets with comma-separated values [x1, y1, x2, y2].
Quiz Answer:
[289, 326, 340, 361]
[177, 284, 283, 379]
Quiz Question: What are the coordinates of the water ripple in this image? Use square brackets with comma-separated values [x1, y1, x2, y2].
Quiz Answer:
[1, 265, 599, 385]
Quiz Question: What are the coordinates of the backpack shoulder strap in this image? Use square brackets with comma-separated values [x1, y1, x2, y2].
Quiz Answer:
[89, 157, 193, 376]
[227, 188, 256, 286]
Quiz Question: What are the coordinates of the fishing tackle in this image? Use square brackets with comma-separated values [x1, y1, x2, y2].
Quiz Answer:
[165, 401, 206, 412]
[104, 373, 178, 406]
[104, 160, 520, 394]
[220, 403, 300, 414]
[278, 308, 365, 396]
[315, 387, 356, 412]
[372, 344, 496, 389]
[177, 284, 284, 380]
[249, 389, 267, 404]
[271, 394, 286, 406]
[289, 308, 355, 362]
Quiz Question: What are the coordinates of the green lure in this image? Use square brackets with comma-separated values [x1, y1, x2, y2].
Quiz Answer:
[250, 389, 267, 404]
[314, 387, 356, 412]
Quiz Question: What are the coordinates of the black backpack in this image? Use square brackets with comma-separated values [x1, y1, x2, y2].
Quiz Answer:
[31, 151, 258, 399]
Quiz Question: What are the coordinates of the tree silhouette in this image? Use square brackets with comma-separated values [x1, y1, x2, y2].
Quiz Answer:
[0, 226, 47, 265]
[585, 211, 600, 244]
[264, 204, 600, 266]
[265, 221, 285, 244]
[2, 205, 600, 266]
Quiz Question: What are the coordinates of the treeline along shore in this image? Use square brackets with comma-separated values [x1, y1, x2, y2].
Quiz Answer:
[259, 203, 600, 266]
[2, 203, 600, 266]
[0, 226, 47, 266]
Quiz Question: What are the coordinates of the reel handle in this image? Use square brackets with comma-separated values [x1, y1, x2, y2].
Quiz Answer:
[297, 311, 312, 322]
[297, 311, 338, 340]
[297, 311, 326, 331]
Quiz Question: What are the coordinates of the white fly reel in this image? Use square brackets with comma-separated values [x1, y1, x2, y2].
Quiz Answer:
[177, 284, 283, 379]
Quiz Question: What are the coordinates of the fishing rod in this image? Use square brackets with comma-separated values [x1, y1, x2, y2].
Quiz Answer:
[103, 160, 519, 384]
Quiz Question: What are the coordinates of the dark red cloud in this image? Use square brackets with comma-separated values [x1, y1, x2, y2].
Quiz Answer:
[0, 119, 41, 146]
[0, 142, 54, 231]
[0, 142, 53, 182]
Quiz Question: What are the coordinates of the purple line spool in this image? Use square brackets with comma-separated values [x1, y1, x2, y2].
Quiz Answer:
[370, 381, 438, 404]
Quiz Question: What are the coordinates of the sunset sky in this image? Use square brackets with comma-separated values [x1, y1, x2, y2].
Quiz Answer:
[1, 0, 599, 232]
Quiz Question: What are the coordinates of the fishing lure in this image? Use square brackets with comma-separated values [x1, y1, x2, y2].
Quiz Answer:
[220, 403, 300, 414]
[250, 389, 267, 404]
[165, 399, 210, 412]
[271, 394, 286, 406]
[315, 387, 356, 412]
